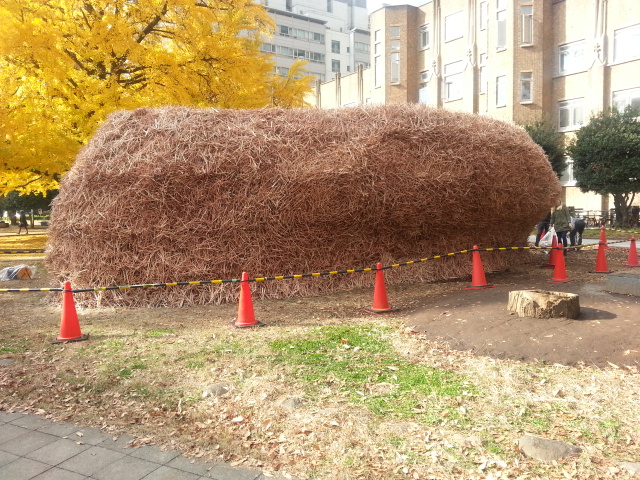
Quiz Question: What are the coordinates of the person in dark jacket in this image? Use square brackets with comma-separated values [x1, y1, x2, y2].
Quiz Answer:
[535, 212, 552, 247]
[18, 210, 29, 235]
[570, 217, 586, 247]
[551, 201, 571, 255]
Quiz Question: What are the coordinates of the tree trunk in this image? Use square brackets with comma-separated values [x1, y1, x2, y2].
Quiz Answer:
[508, 290, 580, 319]
[613, 193, 629, 227]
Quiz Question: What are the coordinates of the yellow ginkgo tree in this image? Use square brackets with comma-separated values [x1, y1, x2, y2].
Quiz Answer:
[0, 0, 313, 195]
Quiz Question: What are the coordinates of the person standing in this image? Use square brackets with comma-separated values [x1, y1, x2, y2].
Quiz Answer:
[18, 210, 29, 235]
[551, 201, 571, 255]
[535, 212, 552, 247]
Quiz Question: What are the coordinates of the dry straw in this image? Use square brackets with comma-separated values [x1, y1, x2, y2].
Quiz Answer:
[46, 104, 561, 307]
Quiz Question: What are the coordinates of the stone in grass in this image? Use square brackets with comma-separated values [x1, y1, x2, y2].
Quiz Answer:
[202, 383, 230, 398]
[280, 397, 305, 410]
[619, 462, 640, 475]
[516, 435, 582, 462]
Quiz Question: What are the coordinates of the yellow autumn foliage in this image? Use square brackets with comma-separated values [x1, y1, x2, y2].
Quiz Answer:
[0, 0, 313, 195]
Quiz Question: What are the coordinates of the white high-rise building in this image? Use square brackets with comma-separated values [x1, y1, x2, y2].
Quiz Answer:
[261, 0, 370, 82]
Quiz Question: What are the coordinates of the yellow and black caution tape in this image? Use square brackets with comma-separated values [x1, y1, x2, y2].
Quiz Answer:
[0, 286, 63, 293]
[0, 241, 631, 294]
[0, 249, 46, 254]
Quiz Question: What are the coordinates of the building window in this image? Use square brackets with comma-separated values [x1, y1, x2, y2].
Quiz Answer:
[419, 71, 429, 104]
[444, 60, 464, 101]
[276, 66, 289, 77]
[374, 55, 383, 88]
[496, 75, 507, 107]
[310, 52, 325, 63]
[420, 24, 430, 49]
[479, 53, 487, 94]
[445, 11, 464, 42]
[327, 0, 332, 13]
[613, 88, 640, 112]
[520, 72, 532, 102]
[559, 40, 585, 75]
[560, 157, 576, 186]
[331, 40, 340, 54]
[278, 25, 324, 43]
[355, 42, 369, 53]
[521, 5, 533, 45]
[390, 26, 400, 37]
[480, 1, 488, 30]
[614, 24, 640, 63]
[390, 52, 400, 84]
[374, 30, 382, 88]
[390, 39, 400, 51]
[260, 43, 276, 53]
[332, 60, 340, 72]
[497, 8, 507, 50]
[558, 99, 584, 131]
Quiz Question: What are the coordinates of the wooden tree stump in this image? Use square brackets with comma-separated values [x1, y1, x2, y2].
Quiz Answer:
[508, 290, 580, 319]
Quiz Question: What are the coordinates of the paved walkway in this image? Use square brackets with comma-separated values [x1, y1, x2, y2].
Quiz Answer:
[0, 410, 288, 480]
[527, 235, 633, 248]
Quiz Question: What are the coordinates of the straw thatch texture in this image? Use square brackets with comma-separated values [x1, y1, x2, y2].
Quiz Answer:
[46, 104, 561, 307]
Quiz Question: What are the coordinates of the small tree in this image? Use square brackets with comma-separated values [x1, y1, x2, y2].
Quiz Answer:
[0, 190, 58, 213]
[567, 108, 640, 226]
[523, 120, 567, 178]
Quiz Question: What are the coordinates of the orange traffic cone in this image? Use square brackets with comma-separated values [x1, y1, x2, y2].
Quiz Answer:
[592, 241, 613, 274]
[465, 246, 496, 290]
[548, 245, 572, 283]
[599, 226, 610, 250]
[626, 237, 640, 267]
[364, 263, 399, 314]
[53, 282, 89, 343]
[541, 235, 557, 269]
[231, 272, 265, 328]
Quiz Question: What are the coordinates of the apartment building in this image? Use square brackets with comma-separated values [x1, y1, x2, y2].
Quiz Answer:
[261, 0, 370, 82]
[309, 0, 640, 211]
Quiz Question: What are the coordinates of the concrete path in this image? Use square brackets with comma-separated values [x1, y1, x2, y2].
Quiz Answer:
[0, 410, 289, 480]
[527, 236, 633, 248]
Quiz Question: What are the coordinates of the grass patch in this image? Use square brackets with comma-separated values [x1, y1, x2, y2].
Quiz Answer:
[145, 329, 176, 337]
[598, 419, 622, 443]
[269, 325, 475, 419]
[581, 228, 638, 240]
[0, 345, 22, 354]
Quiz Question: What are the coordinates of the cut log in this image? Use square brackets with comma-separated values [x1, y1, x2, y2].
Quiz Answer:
[508, 290, 580, 319]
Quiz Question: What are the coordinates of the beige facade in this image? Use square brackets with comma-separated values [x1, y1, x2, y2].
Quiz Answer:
[306, 0, 640, 213]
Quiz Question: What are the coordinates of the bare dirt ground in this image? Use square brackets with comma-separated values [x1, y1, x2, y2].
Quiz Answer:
[405, 247, 640, 368]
